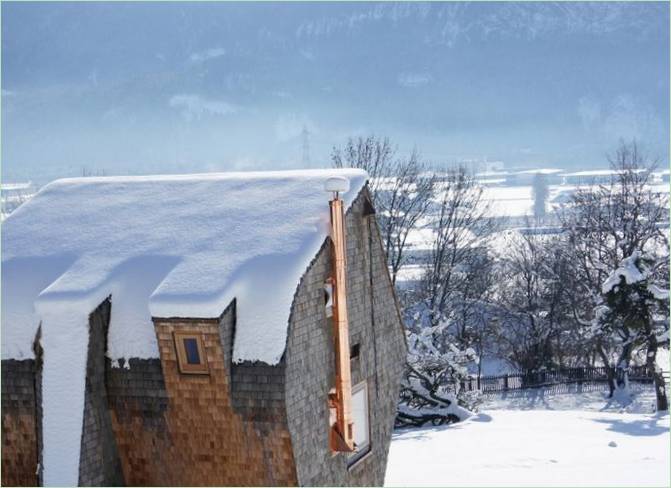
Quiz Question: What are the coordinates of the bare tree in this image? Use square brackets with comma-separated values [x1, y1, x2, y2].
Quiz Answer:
[395, 168, 498, 424]
[492, 230, 580, 372]
[331, 135, 395, 206]
[332, 136, 436, 285]
[559, 140, 669, 406]
[376, 153, 436, 285]
[420, 167, 497, 328]
[333, 137, 485, 425]
[449, 249, 499, 378]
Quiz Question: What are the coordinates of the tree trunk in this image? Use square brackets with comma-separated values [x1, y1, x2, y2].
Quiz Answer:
[477, 354, 482, 381]
[646, 337, 668, 411]
[596, 346, 616, 397]
[614, 342, 633, 391]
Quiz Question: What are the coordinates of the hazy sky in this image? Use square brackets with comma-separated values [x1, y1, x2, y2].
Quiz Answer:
[2, 1, 669, 183]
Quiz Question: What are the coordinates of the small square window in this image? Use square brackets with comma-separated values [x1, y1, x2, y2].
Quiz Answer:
[173, 332, 209, 375]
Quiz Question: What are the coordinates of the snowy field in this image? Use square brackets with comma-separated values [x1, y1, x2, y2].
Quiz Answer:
[385, 388, 670, 487]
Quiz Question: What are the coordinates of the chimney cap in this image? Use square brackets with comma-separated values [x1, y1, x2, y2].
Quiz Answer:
[324, 177, 350, 193]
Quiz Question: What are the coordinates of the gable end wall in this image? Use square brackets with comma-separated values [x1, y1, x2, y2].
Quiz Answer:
[284, 188, 407, 486]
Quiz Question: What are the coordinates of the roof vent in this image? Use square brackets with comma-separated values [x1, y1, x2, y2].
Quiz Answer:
[324, 177, 350, 196]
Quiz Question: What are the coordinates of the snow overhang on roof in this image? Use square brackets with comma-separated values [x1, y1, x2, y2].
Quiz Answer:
[1, 168, 368, 365]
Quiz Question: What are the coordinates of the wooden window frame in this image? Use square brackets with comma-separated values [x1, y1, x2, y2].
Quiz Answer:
[347, 380, 371, 466]
[173, 331, 209, 375]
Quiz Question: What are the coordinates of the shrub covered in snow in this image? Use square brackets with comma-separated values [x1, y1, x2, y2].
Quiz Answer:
[395, 312, 480, 427]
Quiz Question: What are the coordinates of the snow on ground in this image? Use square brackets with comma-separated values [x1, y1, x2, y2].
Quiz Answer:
[481, 185, 535, 218]
[469, 356, 519, 376]
[657, 348, 670, 373]
[481, 383, 659, 414]
[386, 388, 670, 487]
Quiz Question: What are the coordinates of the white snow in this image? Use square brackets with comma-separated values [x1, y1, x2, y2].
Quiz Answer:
[515, 168, 563, 175]
[2, 169, 366, 363]
[39, 308, 90, 486]
[1, 168, 367, 486]
[561, 168, 648, 177]
[386, 389, 670, 487]
[482, 384, 660, 413]
[602, 251, 646, 294]
[481, 186, 535, 218]
[648, 283, 669, 300]
[470, 357, 519, 376]
[1, 181, 33, 191]
[324, 176, 350, 192]
[394, 264, 425, 286]
[656, 348, 670, 374]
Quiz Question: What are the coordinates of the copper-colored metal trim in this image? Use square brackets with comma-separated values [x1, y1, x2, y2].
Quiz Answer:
[328, 196, 355, 452]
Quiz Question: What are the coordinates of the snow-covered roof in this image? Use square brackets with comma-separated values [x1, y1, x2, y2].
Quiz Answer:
[4, 168, 370, 486]
[2, 169, 368, 364]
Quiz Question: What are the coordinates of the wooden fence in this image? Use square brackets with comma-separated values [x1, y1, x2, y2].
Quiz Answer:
[459, 366, 655, 395]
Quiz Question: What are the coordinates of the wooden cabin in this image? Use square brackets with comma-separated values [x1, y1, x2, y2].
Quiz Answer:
[1, 169, 406, 486]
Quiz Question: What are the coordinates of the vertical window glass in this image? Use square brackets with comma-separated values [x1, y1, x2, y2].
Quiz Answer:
[348, 381, 370, 465]
[183, 338, 200, 364]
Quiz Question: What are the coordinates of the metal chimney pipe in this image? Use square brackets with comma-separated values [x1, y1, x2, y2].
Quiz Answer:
[325, 177, 355, 452]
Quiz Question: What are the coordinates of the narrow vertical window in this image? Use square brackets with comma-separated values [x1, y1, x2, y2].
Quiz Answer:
[174, 332, 209, 374]
[183, 338, 201, 364]
[348, 381, 371, 465]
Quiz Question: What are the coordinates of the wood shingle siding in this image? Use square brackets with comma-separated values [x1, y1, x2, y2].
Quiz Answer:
[1, 359, 39, 487]
[107, 308, 298, 486]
